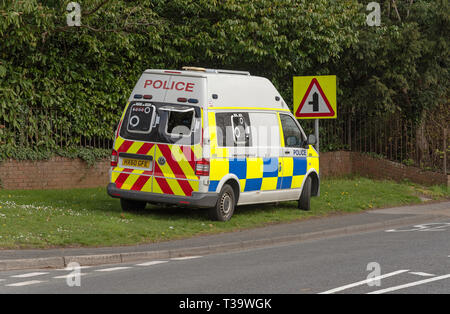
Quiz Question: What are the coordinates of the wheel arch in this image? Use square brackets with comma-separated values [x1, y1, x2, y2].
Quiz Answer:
[307, 170, 320, 196]
[214, 174, 241, 205]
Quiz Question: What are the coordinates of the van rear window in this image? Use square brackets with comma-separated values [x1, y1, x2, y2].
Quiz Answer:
[167, 110, 194, 136]
[119, 102, 200, 145]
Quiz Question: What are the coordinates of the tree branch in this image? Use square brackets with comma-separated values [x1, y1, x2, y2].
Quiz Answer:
[391, 0, 402, 22]
[83, 0, 110, 17]
[406, 0, 414, 19]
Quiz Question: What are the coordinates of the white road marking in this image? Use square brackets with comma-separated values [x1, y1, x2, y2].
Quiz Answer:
[368, 274, 450, 294]
[319, 270, 409, 294]
[95, 267, 132, 272]
[62, 266, 92, 270]
[6, 280, 45, 287]
[11, 272, 48, 278]
[409, 272, 435, 277]
[171, 256, 202, 261]
[53, 273, 88, 279]
[136, 261, 168, 266]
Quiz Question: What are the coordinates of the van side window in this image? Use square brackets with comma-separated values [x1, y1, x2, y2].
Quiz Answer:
[216, 112, 252, 147]
[279, 114, 304, 148]
[248, 112, 280, 148]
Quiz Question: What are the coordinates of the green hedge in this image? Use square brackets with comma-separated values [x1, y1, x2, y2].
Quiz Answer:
[0, 0, 447, 161]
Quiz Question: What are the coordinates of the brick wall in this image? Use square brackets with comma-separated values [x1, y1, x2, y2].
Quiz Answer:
[0, 152, 447, 190]
[319, 151, 352, 177]
[351, 152, 448, 186]
[0, 157, 109, 190]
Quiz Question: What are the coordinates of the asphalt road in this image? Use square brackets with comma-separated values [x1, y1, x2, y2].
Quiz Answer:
[0, 216, 449, 294]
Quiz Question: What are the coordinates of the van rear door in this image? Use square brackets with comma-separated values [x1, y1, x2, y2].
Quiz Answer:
[114, 72, 205, 197]
[151, 105, 202, 197]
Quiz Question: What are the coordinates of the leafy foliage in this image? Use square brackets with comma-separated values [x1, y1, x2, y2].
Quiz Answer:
[0, 0, 362, 160]
[333, 0, 449, 120]
[0, 0, 447, 160]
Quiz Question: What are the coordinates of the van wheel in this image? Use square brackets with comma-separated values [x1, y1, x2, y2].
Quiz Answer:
[298, 176, 311, 211]
[120, 198, 146, 212]
[209, 184, 235, 221]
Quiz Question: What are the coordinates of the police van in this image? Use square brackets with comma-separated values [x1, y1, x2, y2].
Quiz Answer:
[107, 67, 319, 221]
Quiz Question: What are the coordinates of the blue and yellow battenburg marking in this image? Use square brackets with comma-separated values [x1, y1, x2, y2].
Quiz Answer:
[209, 156, 307, 192]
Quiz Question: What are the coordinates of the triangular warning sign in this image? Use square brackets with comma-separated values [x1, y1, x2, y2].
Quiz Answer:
[295, 78, 335, 118]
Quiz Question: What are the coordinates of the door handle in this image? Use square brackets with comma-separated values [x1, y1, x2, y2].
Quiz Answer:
[284, 150, 291, 154]
[278, 162, 282, 172]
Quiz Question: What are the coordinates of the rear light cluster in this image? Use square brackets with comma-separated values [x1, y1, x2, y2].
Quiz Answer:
[111, 150, 118, 167]
[195, 158, 210, 176]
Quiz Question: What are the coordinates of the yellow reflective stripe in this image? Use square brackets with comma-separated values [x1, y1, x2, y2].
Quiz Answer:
[246, 157, 263, 179]
[188, 180, 199, 193]
[120, 102, 130, 120]
[141, 176, 152, 192]
[165, 178, 185, 196]
[111, 171, 121, 184]
[291, 175, 304, 189]
[281, 157, 293, 177]
[169, 146, 198, 191]
[114, 136, 125, 151]
[192, 144, 203, 160]
[121, 173, 140, 190]
[152, 178, 163, 194]
[126, 141, 144, 154]
[239, 179, 246, 192]
[209, 107, 290, 112]
[171, 146, 196, 177]
[210, 158, 230, 181]
[155, 146, 175, 178]
[208, 111, 217, 151]
[277, 113, 285, 147]
[307, 157, 319, 175]
[153, 145, 189, 196]
[261, 177, 277, 191]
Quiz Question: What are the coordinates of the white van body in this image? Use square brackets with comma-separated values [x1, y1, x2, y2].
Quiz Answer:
[107, 68, 320, 220]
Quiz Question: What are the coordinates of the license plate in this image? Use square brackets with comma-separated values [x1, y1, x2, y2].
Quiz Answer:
[122, 158, 151, 169]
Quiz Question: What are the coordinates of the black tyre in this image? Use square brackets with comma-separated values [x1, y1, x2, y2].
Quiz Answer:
[120, 198, 146, 212]
[209, 184, 236, 221]
[298, 176, 312, 211]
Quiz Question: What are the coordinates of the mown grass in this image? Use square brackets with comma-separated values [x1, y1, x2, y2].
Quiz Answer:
[0, 177, 447, 249]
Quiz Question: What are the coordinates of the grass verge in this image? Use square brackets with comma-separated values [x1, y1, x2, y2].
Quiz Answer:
[0, 177, 447, 249]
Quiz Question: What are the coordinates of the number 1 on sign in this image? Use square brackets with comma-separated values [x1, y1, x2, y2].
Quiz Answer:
[309, 92, 319, 112]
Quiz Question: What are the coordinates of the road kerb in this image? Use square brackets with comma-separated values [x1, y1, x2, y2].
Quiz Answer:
[120, 250, 170, 263]
[208, 242, 243, 254]
[169, 247, 211, 258]
[64, 254, 122, 267]
[0, 257, 64, 271]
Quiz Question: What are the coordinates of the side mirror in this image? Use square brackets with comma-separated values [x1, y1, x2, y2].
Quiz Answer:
[307, 134, 316, 146]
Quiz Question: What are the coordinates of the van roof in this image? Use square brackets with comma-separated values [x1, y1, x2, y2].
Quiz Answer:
[141, 68, 290, 111]
[144, 68, 250, 77]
